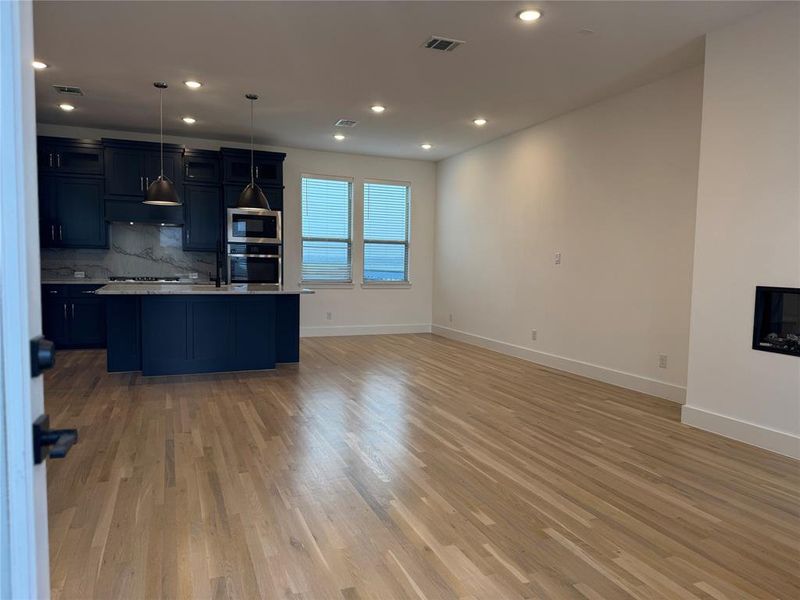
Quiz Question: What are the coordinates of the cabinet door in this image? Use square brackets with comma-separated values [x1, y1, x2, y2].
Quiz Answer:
[42, 299, 69, 348]
[184, 153, 220, 183]
[105, 147, 146, 197]
[54, 145, 104, 175]
[38, 175, 58, 248]
[145, 151, 183, 188]
[253, 158, 282, 185]
[68, 298, 107, 347]
[55, 178, 107, 248]
[38, 143, 58, 173]
[183, 185, 220, 251]
[223, 155, 282, 185]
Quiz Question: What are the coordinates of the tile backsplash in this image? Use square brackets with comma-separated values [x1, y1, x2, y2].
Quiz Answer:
[41, 223, 216, 281]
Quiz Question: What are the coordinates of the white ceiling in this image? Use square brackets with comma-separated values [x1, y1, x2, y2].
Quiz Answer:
[33, 1, 771, 161]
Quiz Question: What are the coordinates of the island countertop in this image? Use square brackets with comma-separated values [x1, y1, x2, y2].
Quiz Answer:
[95, 283, 314, 295]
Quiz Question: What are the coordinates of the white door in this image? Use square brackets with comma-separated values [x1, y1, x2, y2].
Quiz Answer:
[0, 2, 51, 598]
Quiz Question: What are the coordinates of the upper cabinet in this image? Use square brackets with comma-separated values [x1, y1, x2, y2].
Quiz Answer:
[38, 137, 104, 176]
[220, 148, 285, 186]
[103, 139, 183, 199]
[39, 176, 107, 248]
[184, 149, 221, 184]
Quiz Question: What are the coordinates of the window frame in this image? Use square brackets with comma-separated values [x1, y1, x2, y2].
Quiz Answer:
[361, 178, 412, 287]
[300, 173, 354, 286]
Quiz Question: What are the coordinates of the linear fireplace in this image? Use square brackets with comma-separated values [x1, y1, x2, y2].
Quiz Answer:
[752, 286, 800, 357]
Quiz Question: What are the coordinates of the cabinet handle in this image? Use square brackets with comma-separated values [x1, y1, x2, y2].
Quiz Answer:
[186, 165, 191, 178]
[56, 154, 61, 168]
[58, 225, 62, 241]
[50, 225, 55, 241]
[71, 303, 75, 319]
[255, 166, 259, 179]
[48, 153, 53, 167]
[48, 290, 58, 295]
[63, 303, 67, 320]
[81, 290, 96, 295]
[140, 176, 144, 191]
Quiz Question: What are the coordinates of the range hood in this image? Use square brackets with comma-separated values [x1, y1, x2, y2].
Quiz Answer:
[105, 199, 183, 225]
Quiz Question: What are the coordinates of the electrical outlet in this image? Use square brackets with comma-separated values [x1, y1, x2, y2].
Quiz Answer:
[554, 252, 562, 265]
[531, 329, 537, 341]
[73, 271, 85, 279]
[449, 313, 453, 323]
[326, 312, 332, 321]
[189, 272, 198, 280]
[658, 354, 668, 369]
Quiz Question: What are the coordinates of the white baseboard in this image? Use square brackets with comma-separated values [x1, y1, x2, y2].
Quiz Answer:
[681, 405, 800, 459]
[431, 324, 686, 404]
[301, 323, 431, 337]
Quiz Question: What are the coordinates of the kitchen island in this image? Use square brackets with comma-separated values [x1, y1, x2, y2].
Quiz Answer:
[96, 283, 312, 375]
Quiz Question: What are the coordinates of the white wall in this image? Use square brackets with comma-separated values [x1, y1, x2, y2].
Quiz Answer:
[683, 5, 800, 458]
[433, 67, 704, 403]
[36, 124, 436, 336]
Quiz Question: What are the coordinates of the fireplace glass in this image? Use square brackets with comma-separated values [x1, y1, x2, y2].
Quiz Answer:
[752, 286, 800, 356]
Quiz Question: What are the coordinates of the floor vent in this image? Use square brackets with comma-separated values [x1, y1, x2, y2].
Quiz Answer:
[334, 119, 358, 128]
[423, 36, 464, 52]
[53, 85, 84, 96]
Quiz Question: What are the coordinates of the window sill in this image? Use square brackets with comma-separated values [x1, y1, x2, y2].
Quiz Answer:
[300, 281, 355, 289]
[361, 281, 412, 289]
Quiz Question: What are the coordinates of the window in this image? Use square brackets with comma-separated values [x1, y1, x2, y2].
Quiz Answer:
[363, 181, 410, 283]
[301, 176, 352, 282]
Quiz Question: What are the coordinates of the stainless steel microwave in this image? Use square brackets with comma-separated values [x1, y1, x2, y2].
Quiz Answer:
[227, 208, 281, 244]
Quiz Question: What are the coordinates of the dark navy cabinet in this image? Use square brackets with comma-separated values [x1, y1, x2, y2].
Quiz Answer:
[221, 148, 285, 186]
[183, 184, 221, 251]
[39, 176, 107, 248]
[104, 139, 183, 199]
[42, 285, 106, 349]
[183, 149, 220, 183]
[38, 137, 103, 176]
[106, 293, 298, 375]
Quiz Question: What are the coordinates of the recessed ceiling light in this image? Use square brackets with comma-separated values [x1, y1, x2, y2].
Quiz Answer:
[184, 80, 202, 89]
[32, 60, 48, 70]
[473, 118, 488, 126]
[59, 103, 75, 112]
[517, 9, 542, 22]
[420, 143, 432, 150]
[334, 133, 346, 141]
[371, 105, 386, 113]
[182, 116, 196, 124]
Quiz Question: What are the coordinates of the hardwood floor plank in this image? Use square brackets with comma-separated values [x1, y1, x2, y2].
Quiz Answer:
[45, 335, 800, 599]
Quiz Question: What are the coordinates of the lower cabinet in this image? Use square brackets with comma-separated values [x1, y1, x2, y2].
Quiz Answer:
[42, 285, 106, 349]
[105, 294, 300, 375]
[140, 295, 276, 375]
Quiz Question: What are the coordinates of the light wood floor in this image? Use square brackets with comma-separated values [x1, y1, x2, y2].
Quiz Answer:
[45, 334, 799, 600]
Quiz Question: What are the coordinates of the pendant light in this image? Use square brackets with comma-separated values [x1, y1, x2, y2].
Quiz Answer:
[237, 93, 270, 211]
[144, 82, 181, 206]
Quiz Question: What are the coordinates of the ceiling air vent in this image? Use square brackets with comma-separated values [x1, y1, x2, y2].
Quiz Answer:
[423, 36, 464, 52]
[334, 119, 357, 128]
[53, 85, 84, 96]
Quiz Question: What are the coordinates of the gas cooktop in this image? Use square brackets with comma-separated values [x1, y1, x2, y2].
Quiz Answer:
[109, 276, 181, 283]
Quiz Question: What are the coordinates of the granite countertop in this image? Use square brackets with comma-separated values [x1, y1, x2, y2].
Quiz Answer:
[95, 283, 314, 295]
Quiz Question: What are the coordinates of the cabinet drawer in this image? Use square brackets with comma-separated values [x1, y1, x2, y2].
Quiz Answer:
[42, 285, 68, 298]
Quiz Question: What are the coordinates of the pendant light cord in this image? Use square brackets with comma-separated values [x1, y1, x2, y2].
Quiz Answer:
[159, 86, 164, 177]
[250, 97, 255, 186]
